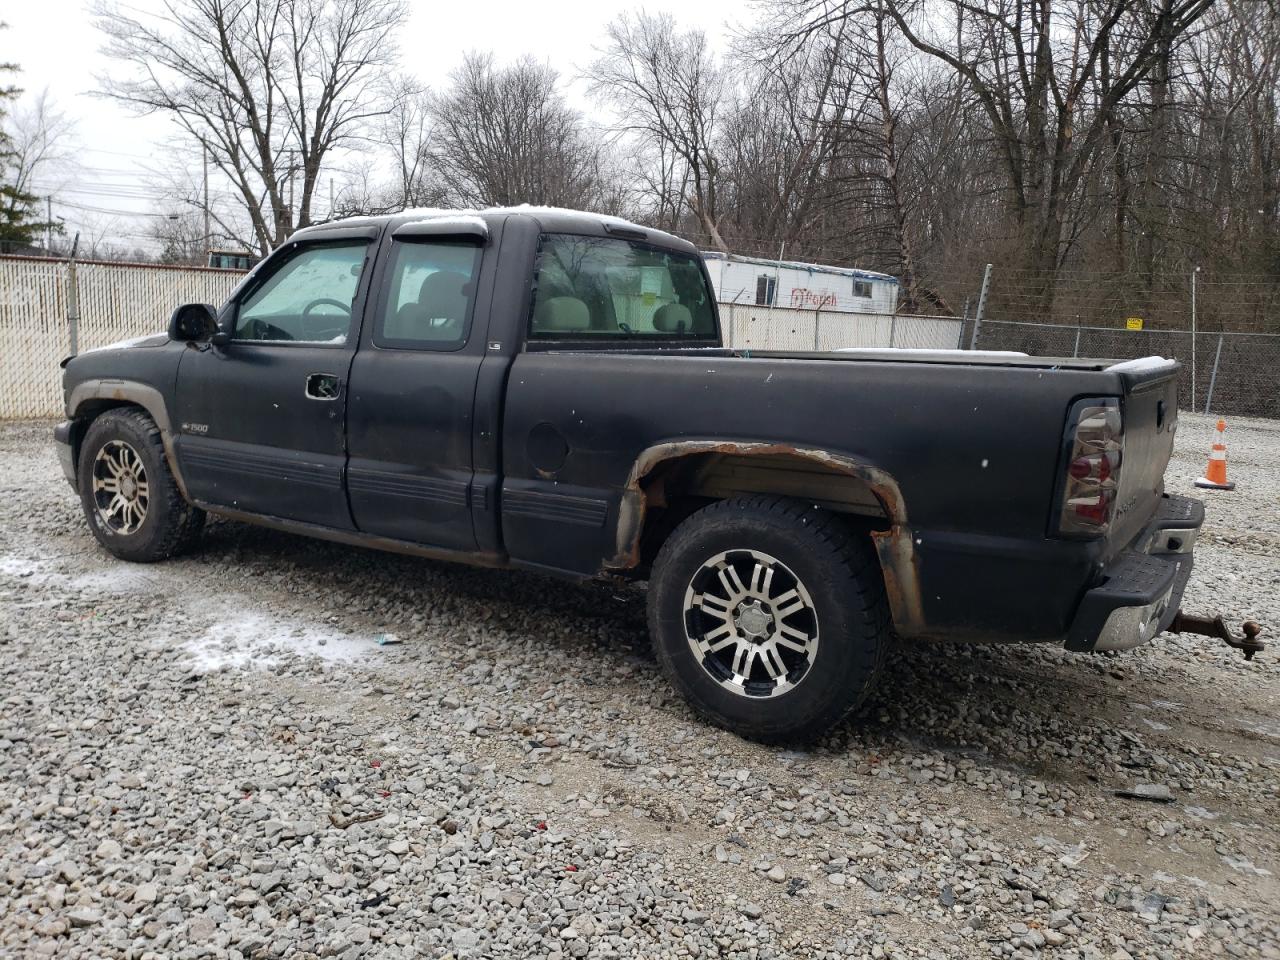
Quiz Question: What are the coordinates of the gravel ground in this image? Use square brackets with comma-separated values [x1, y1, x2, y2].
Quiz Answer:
[1, 411, 1277, 960]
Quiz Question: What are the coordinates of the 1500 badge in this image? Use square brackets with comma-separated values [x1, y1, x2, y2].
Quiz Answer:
[181, 422, 208, 434]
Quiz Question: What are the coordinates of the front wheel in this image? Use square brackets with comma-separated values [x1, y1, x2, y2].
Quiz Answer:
[648, 496, 890, 743]
[77, 408, 205, 563]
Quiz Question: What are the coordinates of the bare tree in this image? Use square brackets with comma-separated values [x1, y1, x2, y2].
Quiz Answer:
[588, 13, 729, 250]
[754, 0, 1218, 309]
[149, 209, 207, 264]
[723, 21, 858, 255]
[378, 75, 440, 210]
[881, 0, 1216, 308]
[94, 0, 409, 255]
[425, 53, 610, 210]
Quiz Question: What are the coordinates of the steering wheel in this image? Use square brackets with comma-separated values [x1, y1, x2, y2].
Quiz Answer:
[302, 298, 352, 318]
[242, 317, 295, 341]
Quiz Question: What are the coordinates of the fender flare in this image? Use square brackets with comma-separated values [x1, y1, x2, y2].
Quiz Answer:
[610, 439, 926, 636]
[66, 379, 192, 501]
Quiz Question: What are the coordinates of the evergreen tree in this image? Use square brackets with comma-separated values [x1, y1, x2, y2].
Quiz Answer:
[0, 23, 41, 252]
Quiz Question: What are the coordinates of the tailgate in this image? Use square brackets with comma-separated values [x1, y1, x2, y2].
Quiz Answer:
[1108, 363, 1180, 554]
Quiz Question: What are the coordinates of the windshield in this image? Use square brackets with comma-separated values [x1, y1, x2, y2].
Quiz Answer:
[529, 234, 717, 340]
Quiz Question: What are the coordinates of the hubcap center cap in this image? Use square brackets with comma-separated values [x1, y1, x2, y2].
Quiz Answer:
[734, 601, 772, 640]
[121, 475, 137, 499]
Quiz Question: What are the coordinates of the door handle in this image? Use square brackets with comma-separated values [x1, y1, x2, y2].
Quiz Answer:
[305, 373, 341, 400]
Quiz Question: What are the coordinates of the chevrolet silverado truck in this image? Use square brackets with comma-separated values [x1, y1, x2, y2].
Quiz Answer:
[55, 207, 1253, 742]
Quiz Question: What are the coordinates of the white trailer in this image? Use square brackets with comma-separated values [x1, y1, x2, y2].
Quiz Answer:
[702, 252, 899, 315]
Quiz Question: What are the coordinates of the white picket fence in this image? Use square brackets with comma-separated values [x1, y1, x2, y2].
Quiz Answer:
[0, 255, 964, 419]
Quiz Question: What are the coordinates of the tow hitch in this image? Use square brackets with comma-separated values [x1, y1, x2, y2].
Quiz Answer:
[1168, 611, 1265, 660]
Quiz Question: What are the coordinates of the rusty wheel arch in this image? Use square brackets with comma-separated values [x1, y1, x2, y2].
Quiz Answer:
[67, 380, 192, 502]
[609, 440, 926, 636]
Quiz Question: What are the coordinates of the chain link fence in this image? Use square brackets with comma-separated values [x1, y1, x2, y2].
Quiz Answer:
[6, 250, 1269, 420]
[0, 255, 244, 419]
[972, 319, 1279, 419]
[0, 256, 967, 420]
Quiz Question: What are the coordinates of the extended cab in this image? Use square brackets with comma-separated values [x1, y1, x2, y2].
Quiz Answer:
[56, 207, 1210, 741]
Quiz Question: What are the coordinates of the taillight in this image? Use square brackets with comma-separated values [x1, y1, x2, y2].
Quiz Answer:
[1058, 399, 1124, 537]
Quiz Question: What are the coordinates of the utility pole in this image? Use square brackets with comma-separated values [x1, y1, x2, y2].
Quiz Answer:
[1190, 266, 1200, 409]
[45, 196, 52, 253]
[969, 263, 993, 350]
[285, 148, 299, 230]
[202, 146, 211, 265]
[329, 177, 335, 219]
[67, 232, 81, 356]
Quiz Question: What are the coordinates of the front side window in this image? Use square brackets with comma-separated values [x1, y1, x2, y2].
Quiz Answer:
[376, 241, 481, 348]
[235, 242, 368, 343]
[529, 234, 717, 340]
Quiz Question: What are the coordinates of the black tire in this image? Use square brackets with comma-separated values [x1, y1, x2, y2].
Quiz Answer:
[77, 408, 205, 563]
[648, 496, 889, 743]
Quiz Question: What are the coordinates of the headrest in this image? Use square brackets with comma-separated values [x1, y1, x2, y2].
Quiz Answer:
[419, 270, 469, 304]
[534, 296, 591, 332]
[653, 302, 692, 333]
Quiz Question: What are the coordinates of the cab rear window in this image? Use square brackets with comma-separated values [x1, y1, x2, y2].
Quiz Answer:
[529, 234, 717, 340]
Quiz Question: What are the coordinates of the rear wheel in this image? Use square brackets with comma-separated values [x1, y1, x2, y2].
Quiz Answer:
[648, 496, 889, 743]
[77, 408, 205, 562]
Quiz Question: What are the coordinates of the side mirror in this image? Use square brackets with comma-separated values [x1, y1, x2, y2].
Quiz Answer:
[168, 303, 219, 342]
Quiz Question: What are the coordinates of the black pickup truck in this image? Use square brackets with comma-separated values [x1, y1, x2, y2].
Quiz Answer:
[56, 206, 1212, 741]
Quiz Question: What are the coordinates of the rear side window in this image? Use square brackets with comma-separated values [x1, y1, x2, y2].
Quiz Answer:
[376, 241, 482, 349]
[529, 234, 717, 340]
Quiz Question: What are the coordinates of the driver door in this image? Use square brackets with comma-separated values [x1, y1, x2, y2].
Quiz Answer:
[173, 236, 375, 530]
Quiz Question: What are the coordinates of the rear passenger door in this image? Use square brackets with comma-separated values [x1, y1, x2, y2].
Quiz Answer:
[344, 220, 494, 551]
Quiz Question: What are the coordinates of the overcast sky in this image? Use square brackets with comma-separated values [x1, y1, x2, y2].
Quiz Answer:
[5, 0, 750, 255]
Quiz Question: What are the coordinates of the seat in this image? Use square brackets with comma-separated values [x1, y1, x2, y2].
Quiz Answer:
[386, 270, 470, 342]
[533, 296, 591, 333]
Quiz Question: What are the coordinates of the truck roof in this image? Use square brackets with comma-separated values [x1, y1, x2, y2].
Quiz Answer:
[288, 205, 698, 255]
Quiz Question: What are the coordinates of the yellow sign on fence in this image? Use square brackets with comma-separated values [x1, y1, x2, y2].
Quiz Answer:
[1125, 316, 1144, 330]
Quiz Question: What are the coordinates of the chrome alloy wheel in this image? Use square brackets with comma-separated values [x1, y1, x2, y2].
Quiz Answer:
[91, 440, 149, 535]
[682, 549, 819, 698]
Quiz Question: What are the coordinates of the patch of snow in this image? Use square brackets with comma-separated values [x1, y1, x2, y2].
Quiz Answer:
[288, 334, 347, 345]
[1183, 806, 1220, 821]
[1223, 855, 1272, 877]
[395, 213, 489, 237]
[322, 204, 653, 236]
[1107, 356, 1175, 373]
[66, 566, 162, 594]
[182, 606, 373, 673]
[0, 551, 156, 594]
[0, 555, 39, 577]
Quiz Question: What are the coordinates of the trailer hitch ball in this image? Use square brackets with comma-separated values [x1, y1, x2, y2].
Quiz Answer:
[1169, 611, 1265, 660]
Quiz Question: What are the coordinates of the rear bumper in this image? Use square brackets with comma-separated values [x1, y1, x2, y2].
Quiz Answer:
[54, 420, 77, 490]
[1064, 494, 1204, 653]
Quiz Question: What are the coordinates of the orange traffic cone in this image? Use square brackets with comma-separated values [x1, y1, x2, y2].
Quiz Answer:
[1194, 419, 1236, 491]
